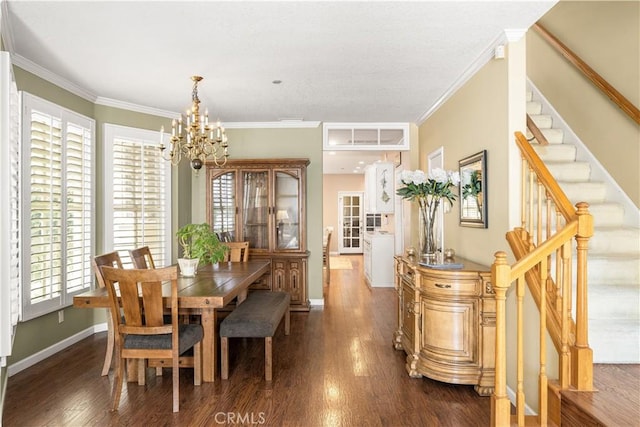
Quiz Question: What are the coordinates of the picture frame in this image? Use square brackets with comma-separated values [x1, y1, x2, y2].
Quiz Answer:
[459, 150, 487, 228]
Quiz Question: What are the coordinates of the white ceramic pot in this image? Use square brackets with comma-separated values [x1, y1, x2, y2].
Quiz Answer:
[178, 258, 199, 277]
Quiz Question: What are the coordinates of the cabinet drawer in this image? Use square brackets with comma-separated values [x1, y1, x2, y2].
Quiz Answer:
[420, 277, 480, 296]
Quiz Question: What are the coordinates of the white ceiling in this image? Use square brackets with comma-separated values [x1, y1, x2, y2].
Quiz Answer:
[1, 1, 555, 173]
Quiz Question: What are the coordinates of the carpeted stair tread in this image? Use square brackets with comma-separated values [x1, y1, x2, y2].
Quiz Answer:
[560, 181, 607, 203]
[526, 100, 542, 115]
[532, 144, 577, 162]
[585, 203, 626, 227]
[589, 227, 640, 255]
[589, 283, 640, 319]
[546, 161, 591, 182]
[529, 114, 553, 129]
[589, 320, 640, 363]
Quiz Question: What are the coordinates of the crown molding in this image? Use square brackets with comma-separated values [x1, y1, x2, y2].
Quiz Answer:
[95, 96, 179, 119]
[224, 121, 321, 129]
[416, 28, 527, 125]
[11, 53, 97, 102]
[0, 2, 15, 54]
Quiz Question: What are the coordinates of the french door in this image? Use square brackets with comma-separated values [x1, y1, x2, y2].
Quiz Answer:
[338, 191, 363, 254]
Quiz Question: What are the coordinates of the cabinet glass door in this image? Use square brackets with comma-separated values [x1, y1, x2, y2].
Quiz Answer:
[275, 171, 300, 250]
[209, 171, 236, 241]
[242, 171, 269, 249]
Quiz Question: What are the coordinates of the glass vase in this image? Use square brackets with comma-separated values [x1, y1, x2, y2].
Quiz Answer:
[418, 198, 440, 262]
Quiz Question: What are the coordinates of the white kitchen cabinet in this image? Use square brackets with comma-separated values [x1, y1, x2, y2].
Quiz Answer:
[364, 162, 394, 214]
[363, 231, 395, 287]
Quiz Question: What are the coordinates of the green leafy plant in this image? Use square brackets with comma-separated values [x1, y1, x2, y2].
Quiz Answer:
[462, 170, 482, 200]
[176, 223, 228, 265]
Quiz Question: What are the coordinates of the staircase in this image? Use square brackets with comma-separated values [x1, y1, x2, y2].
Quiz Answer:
[526, 82, 640, 363]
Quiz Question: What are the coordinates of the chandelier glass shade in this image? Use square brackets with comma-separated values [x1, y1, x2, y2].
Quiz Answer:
[160, 76, 228, 170]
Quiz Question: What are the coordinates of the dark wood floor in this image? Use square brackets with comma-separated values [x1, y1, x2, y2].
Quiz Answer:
[3, 256, 638, 426]
[4, 256, 492, 426]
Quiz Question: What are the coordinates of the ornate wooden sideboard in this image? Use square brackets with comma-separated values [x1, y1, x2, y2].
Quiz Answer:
[392, 255, 496, 396]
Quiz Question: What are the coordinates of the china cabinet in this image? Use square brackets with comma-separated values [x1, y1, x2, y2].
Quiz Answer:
[392, 255, 495, 395]
[206, 158, 309, 310]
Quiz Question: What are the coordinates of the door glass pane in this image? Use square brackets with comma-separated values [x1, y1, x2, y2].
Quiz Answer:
[242, 171, 269, 249]
[341, 194, 361, 249]
[275, 171, 299, 250]
[211, 171, 236, 240]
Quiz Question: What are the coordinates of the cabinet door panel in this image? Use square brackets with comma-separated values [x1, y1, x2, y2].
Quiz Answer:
[272, 259, 287, 292]
[208, 170, 237, 240]
[274, 170, 300, 250]
[288, 260, 302, 303]
[420, 298, 478, 363]
[242, 170, 270, 249]
[401, 280, 415, 346]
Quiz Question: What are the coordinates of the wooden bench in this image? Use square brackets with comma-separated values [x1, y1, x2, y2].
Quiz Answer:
[220, 291, 290, 381]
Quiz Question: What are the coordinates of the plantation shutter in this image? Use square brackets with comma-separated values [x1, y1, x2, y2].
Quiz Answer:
[105, 124, 171, 267]
[22, 93, 94, 320]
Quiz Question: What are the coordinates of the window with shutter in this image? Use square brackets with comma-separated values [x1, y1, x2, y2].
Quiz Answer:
[103, 124, 171, 267]
[1, 52, 21, 365]
[21, 93, 94, 320]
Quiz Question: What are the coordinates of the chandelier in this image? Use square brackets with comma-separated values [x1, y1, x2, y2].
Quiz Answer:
[160, 76, 228, 170]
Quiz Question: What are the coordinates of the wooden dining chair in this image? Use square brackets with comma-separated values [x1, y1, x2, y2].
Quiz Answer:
[92, 251, 124, 376]
[128, 246, 156, 269]
[100, 265, 203, 413]
[128, 245, 167, 375]
[222, 241, 250, 262]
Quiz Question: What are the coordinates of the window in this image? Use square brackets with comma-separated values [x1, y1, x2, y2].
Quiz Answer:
[21, 93, 94, 320]
[210, 171, 236, 238]
[323, 123, 410, 151]
[1, 52, 21, 365]
[103, 124, 172, 267]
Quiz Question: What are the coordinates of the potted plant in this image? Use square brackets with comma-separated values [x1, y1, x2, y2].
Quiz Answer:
[176, 223, 228, 276]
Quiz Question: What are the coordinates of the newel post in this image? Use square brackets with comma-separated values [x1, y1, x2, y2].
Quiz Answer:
[491, 251, 511, 426]
[572, 202, 593, 390]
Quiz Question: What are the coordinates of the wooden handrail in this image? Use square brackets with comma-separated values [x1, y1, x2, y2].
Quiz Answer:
[515, 132, 576, 221]
[492, 132, 594, 426]
[533, 23, 640, 125]
[526, 114, 549, 146]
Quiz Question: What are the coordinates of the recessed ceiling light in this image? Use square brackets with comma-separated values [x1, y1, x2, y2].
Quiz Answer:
[358, 160, 365, 165]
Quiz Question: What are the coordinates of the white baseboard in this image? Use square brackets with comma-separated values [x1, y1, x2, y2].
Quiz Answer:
[7, 323, 107, 377]
[506, 384, 537, 416]
[309, 298, 324, 307]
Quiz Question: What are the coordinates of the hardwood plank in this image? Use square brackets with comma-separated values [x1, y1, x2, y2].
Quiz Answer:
[561, 364, 640, 427]
[5, 255, 495, 426]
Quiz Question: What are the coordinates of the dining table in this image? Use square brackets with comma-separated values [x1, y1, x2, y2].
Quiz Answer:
[73, 259, 271, 382]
